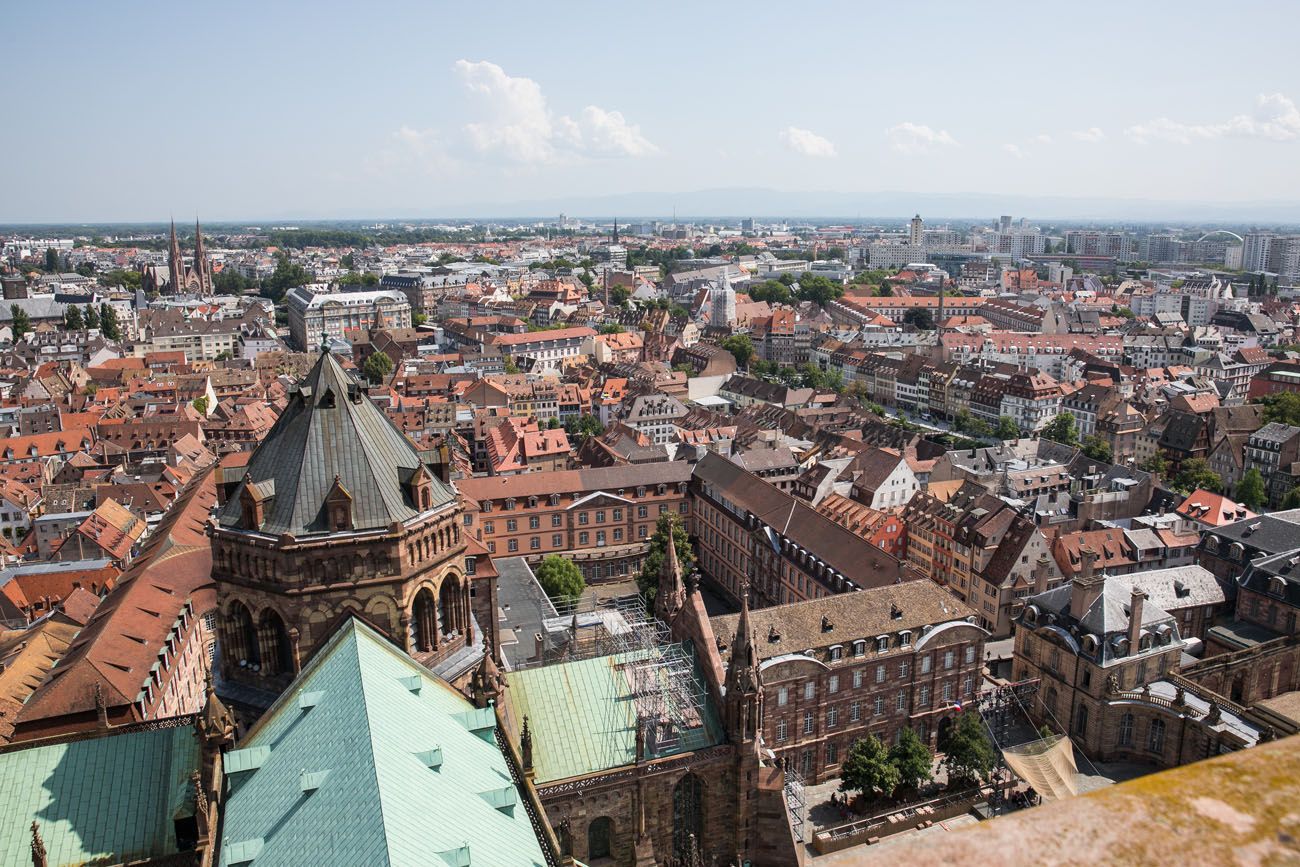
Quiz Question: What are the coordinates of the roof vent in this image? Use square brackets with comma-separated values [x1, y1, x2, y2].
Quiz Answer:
[437, 844, 472, 867]
[298, 690, 324, 711]
[399, 674, 423, 694]
[479, 785, 517, 814]
[225, 746, 271, 775]
[224, 839, 265, 865]
[417, 746, 444, 770]
[300, 769, 330, 793]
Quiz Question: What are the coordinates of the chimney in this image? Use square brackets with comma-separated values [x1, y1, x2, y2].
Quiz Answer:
[1128, 587, 1147, 653]
[1033, 553, 1051, 595]
[1070, 547, 1105, 616]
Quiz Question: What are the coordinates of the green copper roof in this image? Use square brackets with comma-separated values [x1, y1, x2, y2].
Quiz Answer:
[218, 350, 455, 536]
[220, 618, 547, 867]
[0, 721, 199, 867]
[507, 644, 725, 784]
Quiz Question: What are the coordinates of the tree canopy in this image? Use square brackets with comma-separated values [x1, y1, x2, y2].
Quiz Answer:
[1255, 392, 1300, 427]
[720, 333, 754, 369]
[563, 413, 605, 442]
[839, 735, 900, 800]
[889, 727, 935, 793]
[793, 273, 845, 307]
[902, 307, 934, 330]
[1042, 412, 1079, 447]
[1080, 434, 1113, 464]
[1236, 467, 1267, 511]
[994, 416, 1021, 441]
[363, 351, 394, 385]
[9, 305, 31, 339]
[64, 305, 84, 331]
[535, 555, 586, 603]
[1172, 457, 1224, 495]
[940, 710, 997, 786]
[98, 304, 120, 340]
[637, 513, 694, 604]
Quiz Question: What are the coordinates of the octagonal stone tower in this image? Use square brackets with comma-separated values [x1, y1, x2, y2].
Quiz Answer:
[210, 349, 479, 704]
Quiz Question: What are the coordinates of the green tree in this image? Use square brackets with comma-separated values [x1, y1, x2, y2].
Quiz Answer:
[535, 555, 586, 603]
[412, 313, 428, 326]
[1141, 452, 1168, 477]
[720, 333, 754, 369]
[340, 253, 355, 270]
[9, 305, 31, 339]
[64, 305, 84, 330]
[839, 735, 900, 801]
[902, 307, 934, 330]
[563, 413, 605, 442]
[748, 280, 793, 305]
[546, 416, 562, 430]
[84, 304, 100, 329]
[637, 514, 695, 604]
[99, 303, 120, 340]
[1080, 434, 1113, 463]
[1042, 412, 1079, 447]
[1281, 486, 1300, 510]
[44, 248, 59, 272]
[363, 350, 394, 384]
[1255, 392, 1300, 427]
[503, 356, 520, 374]
[793, 273, 844, 307]
[599, 323, 625, 334]
[192, 396, 210, 416]
[609, 285, 631, 307]
[262, 253, 310, 302]
[1172, 457, 1223, 494]
[1236, 467, 1267, 510]
[213, 268, 252, 294]
[889, 727, 934, 793]
[102, 268, 142, 290]
[994, 416, 1021, 440]
[940, 710, 997, 787]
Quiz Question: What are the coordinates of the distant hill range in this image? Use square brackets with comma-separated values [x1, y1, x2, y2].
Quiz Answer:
[432, 187, 1300, 224]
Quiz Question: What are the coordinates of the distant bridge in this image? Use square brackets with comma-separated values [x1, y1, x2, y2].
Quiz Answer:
[1195, 230, 1245, 243]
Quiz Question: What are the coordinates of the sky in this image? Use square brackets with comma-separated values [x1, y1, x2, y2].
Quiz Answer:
[5, 0, 1300, 222]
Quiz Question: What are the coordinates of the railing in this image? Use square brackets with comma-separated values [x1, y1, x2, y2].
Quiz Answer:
[812, 785, 988, 854]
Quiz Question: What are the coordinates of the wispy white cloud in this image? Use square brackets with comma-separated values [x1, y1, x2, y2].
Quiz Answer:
[1126, 93, 1300, 144]
[779, 126, 837, 158]
[1031, 133, 1053, 145]
[1071, 127, 1106, 143]
[455, 60, 656, 162]
[885, 122, 958, 154]
[1002, 143, 1028, 159]
[381, 60, 656, 171]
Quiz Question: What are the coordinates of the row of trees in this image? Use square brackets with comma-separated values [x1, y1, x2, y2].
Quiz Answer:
[840, 711, 996, 802]
[11, 303, 119, 340]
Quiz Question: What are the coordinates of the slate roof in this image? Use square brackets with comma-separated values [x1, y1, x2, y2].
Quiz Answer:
[0, 718, 199, 866]
[711, 580, 978, 667]
[218, 350, 454, 536]
[221, 618, 548, 867]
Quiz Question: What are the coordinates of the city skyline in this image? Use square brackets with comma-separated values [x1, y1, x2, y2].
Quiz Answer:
[5, 0, 1300, 221]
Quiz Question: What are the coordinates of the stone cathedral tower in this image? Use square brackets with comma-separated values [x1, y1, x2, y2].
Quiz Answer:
[210, 349, 488, 711]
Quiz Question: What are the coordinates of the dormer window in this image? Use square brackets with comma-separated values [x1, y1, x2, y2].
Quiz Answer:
[325, 476, 353, 531]
[1270, 576, 1288, 597]
[899, 630, 912, 647]
[876, 636, 889, 653]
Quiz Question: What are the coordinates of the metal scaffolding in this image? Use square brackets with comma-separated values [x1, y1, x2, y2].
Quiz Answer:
[784, 764, 808, 843]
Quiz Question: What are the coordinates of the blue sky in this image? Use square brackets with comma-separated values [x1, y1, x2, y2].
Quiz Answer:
[5, 0, 1300, 221]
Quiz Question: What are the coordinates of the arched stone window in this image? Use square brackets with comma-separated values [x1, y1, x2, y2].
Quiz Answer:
[258, 609, 295, 676]
[587, 817, 613, 860]
[440, 576, 461, 636]
[413, 588, 438, 653]
[227, 601, 259, 668]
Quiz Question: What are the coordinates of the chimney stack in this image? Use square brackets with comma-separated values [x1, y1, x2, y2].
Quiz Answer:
[1070, 547, 1105, 616]
[1128, 587, 1147, 655]
[1033, 553, 1052, 595]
